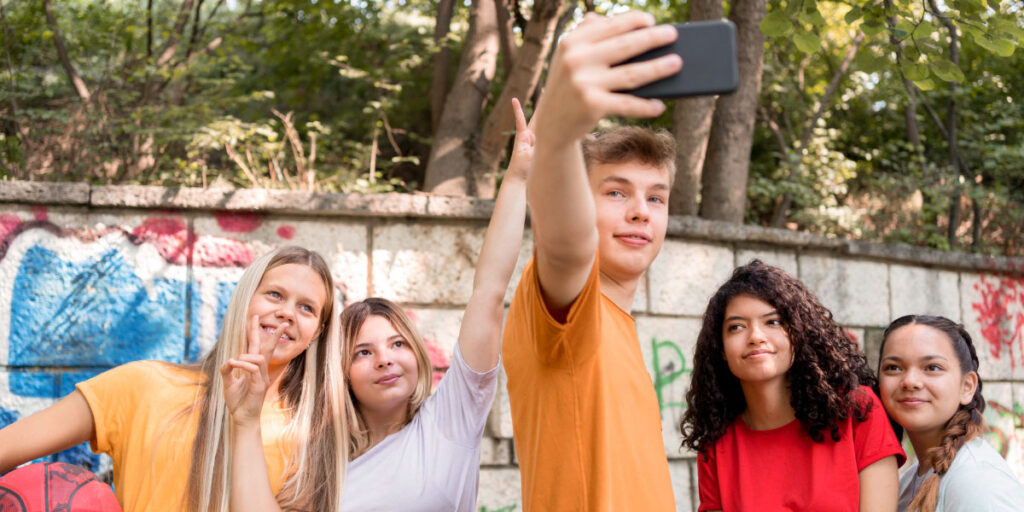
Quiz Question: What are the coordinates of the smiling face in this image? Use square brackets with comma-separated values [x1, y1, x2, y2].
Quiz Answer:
[347, 314, 420, 417]
[721, 294, 794, 385]
[588, 160, 670, 282]
[245, 263, 327, 369]
[878, 323, 978, 441]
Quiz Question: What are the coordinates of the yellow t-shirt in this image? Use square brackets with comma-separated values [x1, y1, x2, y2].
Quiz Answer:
[76, 360, 292, 512]
[502, 256, 675, 511]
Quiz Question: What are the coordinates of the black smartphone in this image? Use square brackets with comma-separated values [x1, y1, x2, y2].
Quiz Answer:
[617, 20, 739, 99]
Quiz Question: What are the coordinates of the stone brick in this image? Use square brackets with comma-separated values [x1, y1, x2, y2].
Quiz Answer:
[889, 264, 960, 320]
[863, 327, 885, 372]
[192, 214, 369, 302]
[503, 234, 534, 306]
[636, 315, 702, 458]
[0, 181, 89, 205]
[480, 437, 512, 466]
[0, 370, 57, 428]
[477, 468, 522, 511]
[371, 223, 484, 305]
[403, 308, 464, 359]
[982, 382, 1024, 481]
[487, 367, 515, 439]
[735, 249, 798, 276]
[960, 272, 1024, 380]
[669, 459, 695, 512]
[0, 223, 192, 365]
[648, 241, 733, 316]
[798, 254, 890, 327]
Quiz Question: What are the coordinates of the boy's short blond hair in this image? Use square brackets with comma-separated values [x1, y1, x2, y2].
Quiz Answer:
[581, 126, 677, 184]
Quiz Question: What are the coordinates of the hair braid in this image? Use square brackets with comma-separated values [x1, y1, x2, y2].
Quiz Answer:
[908, 411, 983, 512]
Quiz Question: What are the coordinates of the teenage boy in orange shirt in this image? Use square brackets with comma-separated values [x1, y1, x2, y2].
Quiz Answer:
[502, 11, 682, 512]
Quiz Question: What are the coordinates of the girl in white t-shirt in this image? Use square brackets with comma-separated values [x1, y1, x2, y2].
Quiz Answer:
[227, 98, 533, 511]
[877, 314, 1024, 511]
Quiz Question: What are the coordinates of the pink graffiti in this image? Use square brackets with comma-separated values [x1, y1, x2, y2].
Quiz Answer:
[403, 309, 452, 387]
[0, 214, 22, 239]
[30, 206, 48, 221]
[972, 272, 1024, 369]
[425, 338, 451, 387]
[129, 215, 252, 267]
[277, 225, 296, 239]
[215, 211, 264, 233]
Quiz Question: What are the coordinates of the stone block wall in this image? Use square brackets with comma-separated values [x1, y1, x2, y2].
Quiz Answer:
[2, 181, 1023, 510]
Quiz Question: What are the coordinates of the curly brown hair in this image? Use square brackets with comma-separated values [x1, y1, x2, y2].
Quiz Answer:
[680, 260, 875, 454]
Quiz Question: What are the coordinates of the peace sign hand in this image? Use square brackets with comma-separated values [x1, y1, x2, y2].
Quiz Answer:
[221, 315, 289, 426]
[505, 97, 536, 183]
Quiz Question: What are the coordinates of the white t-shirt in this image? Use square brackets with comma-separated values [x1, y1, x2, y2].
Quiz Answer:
[339, 345, 499, 511]
[898, 437, 1024, 511]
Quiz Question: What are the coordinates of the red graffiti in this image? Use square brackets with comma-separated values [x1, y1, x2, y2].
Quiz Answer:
[215, 211, 264, 233]
[277, 225, 296, 239]
[131, 217, 192, 263]
[30, 206, 48, 221]
[972, 272, 1024, 369]
[130, 215, 252, 267]
[0, 214, 22, 239]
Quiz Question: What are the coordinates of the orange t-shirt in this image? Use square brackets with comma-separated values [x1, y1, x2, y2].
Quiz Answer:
[76, 360, 292, 512]
[502, 256, 675, 511]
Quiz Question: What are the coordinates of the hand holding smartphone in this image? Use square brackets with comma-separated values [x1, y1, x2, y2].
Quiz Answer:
[617, 20, 739, 99]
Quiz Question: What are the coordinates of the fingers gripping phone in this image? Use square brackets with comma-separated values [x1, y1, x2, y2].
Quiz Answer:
[618, 20, 739, 99]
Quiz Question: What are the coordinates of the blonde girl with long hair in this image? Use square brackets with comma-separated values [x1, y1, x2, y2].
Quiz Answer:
[877, 314, 1024, 511]
[230, 97, 533, 511]
[0, 245, 349, 512]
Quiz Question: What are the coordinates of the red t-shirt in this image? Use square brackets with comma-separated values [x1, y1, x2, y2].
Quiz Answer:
[697, 386, 905, 512]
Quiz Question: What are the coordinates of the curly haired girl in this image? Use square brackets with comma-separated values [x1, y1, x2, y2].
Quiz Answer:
[680, 260, 904, 511]
[878, 315, 1024, 511]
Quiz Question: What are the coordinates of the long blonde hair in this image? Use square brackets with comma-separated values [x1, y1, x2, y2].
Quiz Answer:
[185, 246, 349, 512]
[338, 297, 433, 459]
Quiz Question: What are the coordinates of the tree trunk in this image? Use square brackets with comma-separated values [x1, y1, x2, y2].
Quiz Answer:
[468, 0, 564, 197]
[423, 0, 500, 195]
[42, 0, 91, 103]
[430, 0, 456, 133]
[669, 0, 724, 216]
[496, 0, 518, 77]
[928, 0, 964, 248]
[699, 0, 766, 223]
[769, 32, 863, 227]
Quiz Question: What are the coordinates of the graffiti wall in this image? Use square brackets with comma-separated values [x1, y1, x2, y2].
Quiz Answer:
[2, 183, 1023, 511]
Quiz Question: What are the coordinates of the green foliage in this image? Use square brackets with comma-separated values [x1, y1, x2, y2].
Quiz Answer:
[0, 0, 444, 191]
[750, 0, 1024, 255]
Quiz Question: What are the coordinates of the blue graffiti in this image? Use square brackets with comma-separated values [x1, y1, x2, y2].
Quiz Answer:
[7, 245, 236, 398]
[2, 245, 239, 473]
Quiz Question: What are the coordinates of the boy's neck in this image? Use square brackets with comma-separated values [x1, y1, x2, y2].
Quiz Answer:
[598, 271, 640, 313]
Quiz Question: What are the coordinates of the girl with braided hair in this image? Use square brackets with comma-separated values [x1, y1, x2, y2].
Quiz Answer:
[681, 260, 905, 511]
[877, 315, 1024, 511]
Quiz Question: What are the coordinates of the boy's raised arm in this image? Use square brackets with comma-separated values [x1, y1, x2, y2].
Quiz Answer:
[527, 12, 680, 315]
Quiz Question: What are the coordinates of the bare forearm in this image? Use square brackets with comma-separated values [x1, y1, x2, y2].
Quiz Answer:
[0, 391, 94, 474]
[459, 176, 527, 371]
[527, 139, 597, 267]
[229, 423, 282, 512]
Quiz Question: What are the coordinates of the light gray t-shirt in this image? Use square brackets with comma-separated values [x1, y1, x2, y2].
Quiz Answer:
[898, 437, 1024, 511]
[339, 345, 499, 511]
